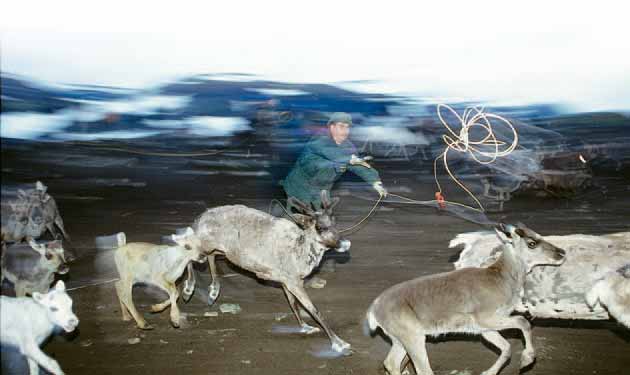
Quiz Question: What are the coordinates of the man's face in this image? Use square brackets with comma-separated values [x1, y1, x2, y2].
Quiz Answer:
[330, 122, 350, 144]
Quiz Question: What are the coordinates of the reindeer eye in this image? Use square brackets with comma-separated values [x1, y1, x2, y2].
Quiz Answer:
[185, 244, 192, 250]
[527, 241, 537, 249]
[50, 306, 59, 312]
[45, 252, 53, 260]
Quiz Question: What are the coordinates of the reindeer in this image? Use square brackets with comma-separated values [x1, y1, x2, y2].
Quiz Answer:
[365, 223, 566, 375]
[192, 190, 351, 354]
[0, 280, 79, 375]
[1, 181, 69, 243]
[1, 239, 70, 297]
[114, 228, 210, 329]
[586, 264, 630, 328]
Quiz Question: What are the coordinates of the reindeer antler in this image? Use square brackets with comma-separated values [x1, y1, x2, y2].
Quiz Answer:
[287, 197, 314, 216]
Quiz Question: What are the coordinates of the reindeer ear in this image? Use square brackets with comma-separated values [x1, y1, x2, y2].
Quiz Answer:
[32, 292, 44, 302]
[329, 197, 340, 211]
[515, 221, 530, 231]
[28, 239, 46, 255]
[291, 214, 313, 228]
[494, 223, 513, 244]
[17, 189, 27, 200]
[320, 190, 330, 207]
[54, 280, 66, 292]
[36, 181, 47, 194]
[42, 194, 51, 203]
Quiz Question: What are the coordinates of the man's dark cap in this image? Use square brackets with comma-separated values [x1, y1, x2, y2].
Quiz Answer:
[327, 112, 353, 126]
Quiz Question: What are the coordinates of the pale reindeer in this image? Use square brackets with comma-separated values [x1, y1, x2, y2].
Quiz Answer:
[586, 264, 630, 328]
[0, 280, 79, 375]
[365, 223, 566, 375]
[114, 227, 210, 329]
[192, 190, 351, 353]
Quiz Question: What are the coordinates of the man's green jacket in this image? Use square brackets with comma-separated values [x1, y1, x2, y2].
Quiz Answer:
[282, 135, 380, 207]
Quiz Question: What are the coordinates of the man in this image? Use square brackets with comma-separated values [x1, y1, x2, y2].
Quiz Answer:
[283, 112, 387, 208]
[281, 112, 387, 285]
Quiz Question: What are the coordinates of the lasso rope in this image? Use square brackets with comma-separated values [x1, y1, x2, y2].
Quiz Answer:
[339, 195, 382, 233]
[68, 141, 223, 157]
[434, 104, 519, 212]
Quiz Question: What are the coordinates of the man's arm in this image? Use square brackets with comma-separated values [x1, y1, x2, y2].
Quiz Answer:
[307, 137, 352, 164]
[347, 163, 381, 185]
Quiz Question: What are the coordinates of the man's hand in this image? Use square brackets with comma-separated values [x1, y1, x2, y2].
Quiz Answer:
[373, 181, 388, 198]
[350, 154, 372, 169]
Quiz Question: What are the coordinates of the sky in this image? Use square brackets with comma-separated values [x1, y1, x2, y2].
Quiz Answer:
[2, 0, 630, 112]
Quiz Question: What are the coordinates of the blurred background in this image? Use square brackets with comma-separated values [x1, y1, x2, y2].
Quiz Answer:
[2, 1, 630, 209]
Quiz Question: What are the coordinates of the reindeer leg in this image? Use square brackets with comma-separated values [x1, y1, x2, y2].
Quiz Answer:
[284, 283, 351, 354]
[207, 254, 221, 306]
[482, 316, 535, 370]
[282, 284, 320, 334]
[151, 299, 171, 313]
[23, 340, 64, 375]
[46, 223, 59, 240]
[508, 316, 535, 369]
[115, 281, 132, 321]
[165, 282, 181, 328]
[383, 337, 408, 375]
[480, 331, 511, 375]
[54, 216, 70, 241]
[182, 262, 195, 302]
[117, 280, 153, 330]
[399, 334, 434, 375]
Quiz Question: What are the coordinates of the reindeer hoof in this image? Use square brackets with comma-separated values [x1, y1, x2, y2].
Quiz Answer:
[331, 340, 352, 355]
[138, 323, 154, 331]
[299, 324, 321, 335]
[183, 280, 194, 296]
[182, 290, 194, 303]
[336, 239, 351, 253]
[520, 350, 536, 369]
[171, 320, 180, 329]
[208, 285, 220, 306]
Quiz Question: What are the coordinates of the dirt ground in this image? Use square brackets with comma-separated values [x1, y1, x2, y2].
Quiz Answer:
[1, 138, 629, 375]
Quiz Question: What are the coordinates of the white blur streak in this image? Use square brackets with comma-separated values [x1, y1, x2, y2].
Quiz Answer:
[51, 130, 163, 141]
[95, 95, 192, 115]
[186, 116, 251, 137]
[1, 94, 191, 140]
[246, 88, 310, 96]
[352, 126, 428, 146]
[0, 112, 71, 139]
[142, 119, 184, 128]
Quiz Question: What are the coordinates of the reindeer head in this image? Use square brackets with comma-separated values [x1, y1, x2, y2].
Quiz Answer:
[288, 190, 340, 248]
[28, 239, 69, 274]
[33, 280, 79, 333]
[495, 223, 566, 272]
[171, 227, 208, 262]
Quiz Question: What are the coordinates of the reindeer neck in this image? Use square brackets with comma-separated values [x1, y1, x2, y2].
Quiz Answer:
[491, 244, 528, 287]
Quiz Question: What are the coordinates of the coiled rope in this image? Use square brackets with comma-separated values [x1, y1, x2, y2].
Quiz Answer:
[434, 104, 519, 212]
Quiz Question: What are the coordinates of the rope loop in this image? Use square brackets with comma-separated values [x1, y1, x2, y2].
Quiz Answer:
[435, 104, 519, 211]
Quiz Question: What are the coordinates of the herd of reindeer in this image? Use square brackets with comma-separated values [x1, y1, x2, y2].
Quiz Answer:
[1, 181, 628, 375]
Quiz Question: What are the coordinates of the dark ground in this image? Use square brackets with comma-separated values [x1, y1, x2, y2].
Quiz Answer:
[1, 137, 629, 375]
